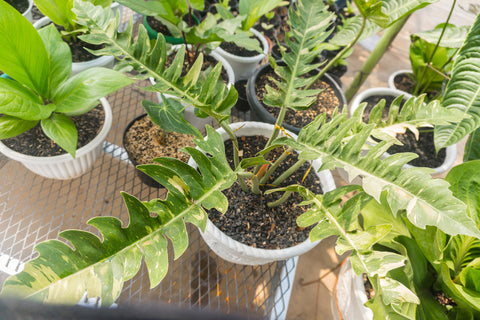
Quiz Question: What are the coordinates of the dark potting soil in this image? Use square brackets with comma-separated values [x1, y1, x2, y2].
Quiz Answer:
[208, 135, 323, 250]
[393, 73, 440, 101]
[32, 4, 44, 20]
[2, 105, 104, 157]
[219, 35, 263, 58]
[6, 0, 28, 13]
[256, 67, 341, 129]
[234, 80, 249, 111]
[362, 95, 446, 168]
[123, 114, 196, 165]
[146, 16, 172, 36]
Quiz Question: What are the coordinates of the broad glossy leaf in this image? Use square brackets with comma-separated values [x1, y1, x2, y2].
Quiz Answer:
[354, 0, 389, 28]
[435, 13, 480, 149]
[38, 24, 72, 93]
[34, 0, 76, 30]
[0, 0, 50, 97]
[350, 251, 406, 278]
[379, 277, 420, 305]
[54, 67, 133, 116]
[239, 0, 287, 31]
[464, 128, 480, 161]
[446, 160, 480, 226]
[412, 24, 470, 48]
[41, 113, 77, 157]
[114, 0, 174, 17]
[0, 116, 38, 139]
[0, 78, 54, 120]
[142, 98, 202, 139]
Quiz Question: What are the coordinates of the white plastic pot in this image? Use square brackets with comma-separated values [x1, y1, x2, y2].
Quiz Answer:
[151, 48, 235, 131]
[213, 28, 269, 81]
[33, 12, 118, 76]
[349, 87, 457, 176]
[188, 121, 337, 265]
[332, 259, 373, 320]
[23, 0, 34, 23]
[0, 98, 112, 180]
[388, 69, 413, 92]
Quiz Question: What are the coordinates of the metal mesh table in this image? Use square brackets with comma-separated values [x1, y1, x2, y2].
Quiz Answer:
[0, 75, 298, 318]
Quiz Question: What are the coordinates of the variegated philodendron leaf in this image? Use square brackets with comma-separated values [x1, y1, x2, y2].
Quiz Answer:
[262, 0, 335, 112]
[271, 110, 480, 239]
[351, 94, 467, 140]
[73, 0, 237, 125]
[435, 12, 480, 150]
[268, 185, 416, 309]
[0, 127, 236, 306]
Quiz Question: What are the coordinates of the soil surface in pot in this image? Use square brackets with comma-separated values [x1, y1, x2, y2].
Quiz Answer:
[6, 0, 28, 13]
[208, 135, 323, 249]
[394, 73, 440, 100]
[362, 95, 446, 168]
[123, 114, 196, 165]
[256, 67, 341, 128]
[219, 33, 263, 58]
[2, 105, 104, 157]
[32, 4, 44, 20]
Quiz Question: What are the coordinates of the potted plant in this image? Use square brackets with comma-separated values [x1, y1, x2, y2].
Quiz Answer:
[2, 0, 475, 311]
[349, 87, 459, 176]
[388, 22, 469, 100]
[0, 0, 132, 179]
[32, 0, 122, 76]
[6, 0, 33, 22]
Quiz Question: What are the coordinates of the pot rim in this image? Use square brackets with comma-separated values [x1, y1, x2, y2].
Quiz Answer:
[0, 97, 112, 163]
[387, 69, 413, 91]
[213, 28, 269, 64]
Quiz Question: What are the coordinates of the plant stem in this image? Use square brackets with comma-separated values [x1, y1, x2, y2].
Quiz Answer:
[413, 0, 457, 95]
[267, 191, 292, 207]
[305, 16, 367, 90]
[272, 159, 306, 186]
[259, 147, 293, 184]
[345, 16, 409, 101]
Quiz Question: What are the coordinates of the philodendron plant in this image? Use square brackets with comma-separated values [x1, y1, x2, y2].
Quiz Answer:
[0, 0, 132, 157]
[1, 1, 478, 318]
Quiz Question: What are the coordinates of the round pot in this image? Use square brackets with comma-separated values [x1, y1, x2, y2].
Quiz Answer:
[349, 87, 457, 175]
[122, 114, 161, 188]
[188, 121, 337, 265]
[233, 79, 249, 112]
[21, 0, 34, 22]
[143, 15, 200, 43]
[247, 61, 347, 135]
[34, 17, 115, 76]
[0, 98, 112, 180]
[213, 28, 269, 81]
[332, 259, 373, 320]
[151, 47, 235, 130]
[388, 69, 414, 92]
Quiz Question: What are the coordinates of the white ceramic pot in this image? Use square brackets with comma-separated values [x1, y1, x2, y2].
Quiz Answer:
[22, 0, 34, 23]
[348, 87, 457, 176]
[213, 28, 269, 81]
[33, 16, 116, 76]
[151, 48, 235, 131]
[0, 98, 112, 180]
[188, 121, 337, 265]
[388, 69, 413, 92]
[332, 259, 373, 320]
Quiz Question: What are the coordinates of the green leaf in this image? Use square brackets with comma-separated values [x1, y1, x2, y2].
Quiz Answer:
[38, 24, 72, 93]
[0, 116, 38, 139]
[412, 23, 470, 48]
[354, 0, 389, 28]
[239, 156, 271, 169]
[53, 67, 133, 116]
[142, 98, 202, 139]
[331, 0, 438, 46]
[33, 0, 76, 31]
[463, 128, 480, 161]
[446, 160, 480, 226]
[41, 113, 78, 157]
[0, 0, 50, 98]
[435, 13, 480, 149]
[0, 78, 54, 120]
[0, 130, 237, 305]
[239, 0, 287, 31]
[274, 111, 480, 239]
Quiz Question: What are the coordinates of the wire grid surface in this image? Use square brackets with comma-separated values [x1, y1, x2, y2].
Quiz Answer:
[0, 79, 297, 319]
